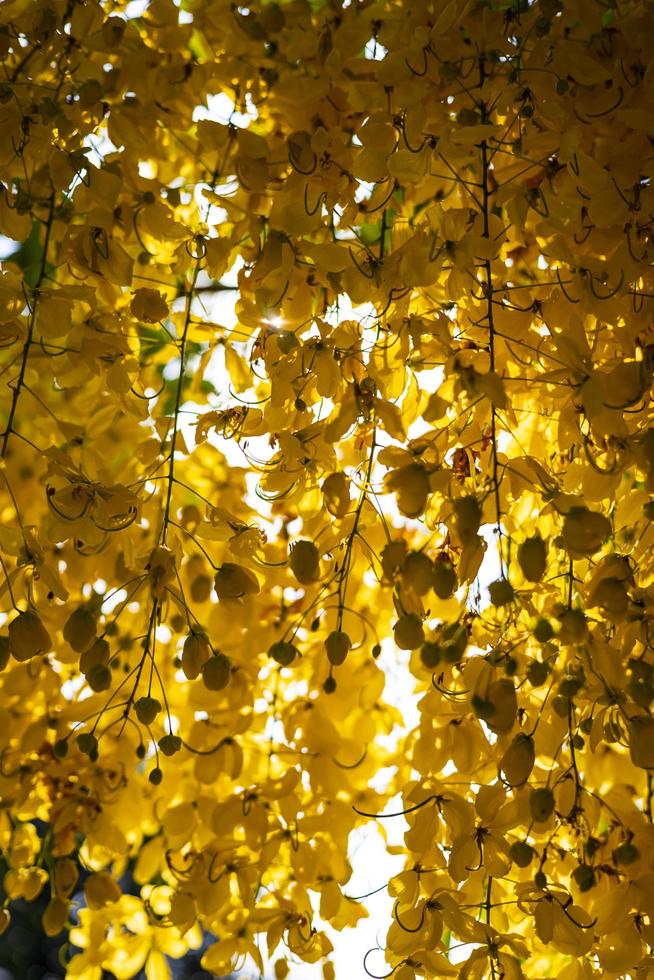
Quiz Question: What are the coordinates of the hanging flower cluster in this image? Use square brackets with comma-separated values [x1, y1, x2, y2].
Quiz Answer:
[1, 0, 654, 977]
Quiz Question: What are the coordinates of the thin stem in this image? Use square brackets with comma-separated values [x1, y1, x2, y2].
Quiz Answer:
[160, 264, 199, 545]
[478, 70, 504, 577]
[336, 429, 377, 629]
[1, 193, 55, 458]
